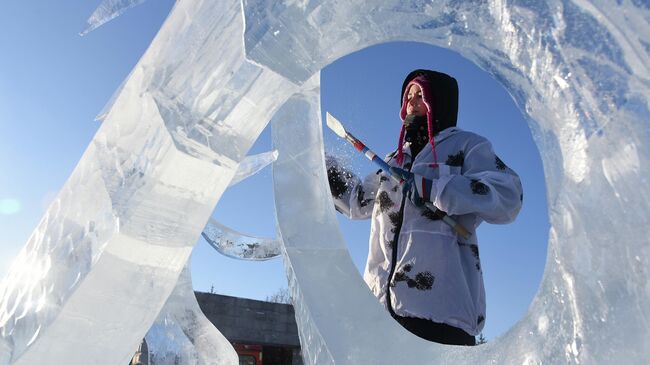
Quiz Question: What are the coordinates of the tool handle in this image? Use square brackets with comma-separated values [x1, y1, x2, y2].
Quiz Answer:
[342, 130, 471, 240]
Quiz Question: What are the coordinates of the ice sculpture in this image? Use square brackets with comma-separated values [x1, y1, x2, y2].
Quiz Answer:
[1, 1, 298, 363]
[142, 149, 279, 363]
[200, 149, 281, 260]
[201, 218, 281, 261]
[81, 0, 150, 35]
[229, 150, 278, 187]
[144, 264, 237, 365]
[0, 0, 648, 364]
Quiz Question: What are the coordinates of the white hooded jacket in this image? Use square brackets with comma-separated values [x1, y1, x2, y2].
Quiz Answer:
[331, 126, 523, 336]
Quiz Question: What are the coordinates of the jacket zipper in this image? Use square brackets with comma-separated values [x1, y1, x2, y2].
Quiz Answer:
[385, 159, 411, 317]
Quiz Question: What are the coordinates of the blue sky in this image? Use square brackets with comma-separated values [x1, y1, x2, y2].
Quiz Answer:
[1, 1, 548, 340]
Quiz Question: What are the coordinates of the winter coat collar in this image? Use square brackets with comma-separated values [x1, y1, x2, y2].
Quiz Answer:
[391, 127, 462, 164]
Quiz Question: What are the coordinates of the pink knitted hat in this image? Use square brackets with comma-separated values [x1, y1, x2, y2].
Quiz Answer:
[396, 75, 438, 168]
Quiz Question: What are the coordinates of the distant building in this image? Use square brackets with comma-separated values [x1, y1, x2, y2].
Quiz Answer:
[128, 293, 302, 365]
[196, 292, 303, 365]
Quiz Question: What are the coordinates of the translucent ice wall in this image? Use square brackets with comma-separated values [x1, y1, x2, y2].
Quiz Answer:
[0, 0, 648, 364]
[0, 0, 299, 363]
[201, 218, 281, 260]
[81, 0, 150, 35]
[200, 149, 281, 261]
[144, 264, 237, 365]
[265, 0, 649, 363]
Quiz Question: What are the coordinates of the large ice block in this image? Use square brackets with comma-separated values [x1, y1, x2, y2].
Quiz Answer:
[1, 0, 648, 364]
[0, 0, 298, 363]
[260, 1, 649, 364]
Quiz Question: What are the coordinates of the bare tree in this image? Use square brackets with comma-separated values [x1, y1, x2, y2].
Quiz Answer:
[265, 287, 292, 304]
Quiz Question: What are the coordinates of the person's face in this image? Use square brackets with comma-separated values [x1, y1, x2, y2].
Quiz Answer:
[406, 84, 427, 117]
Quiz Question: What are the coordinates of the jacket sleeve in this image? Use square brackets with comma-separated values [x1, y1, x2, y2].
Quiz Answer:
[427, 138, 523, 224]
[326, 156, 379, 220]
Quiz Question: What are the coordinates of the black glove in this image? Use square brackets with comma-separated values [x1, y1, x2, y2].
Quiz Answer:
[326, 156, 355, 199]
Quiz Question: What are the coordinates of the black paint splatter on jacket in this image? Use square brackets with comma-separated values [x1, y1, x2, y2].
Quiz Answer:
[328, 127, 522, 336]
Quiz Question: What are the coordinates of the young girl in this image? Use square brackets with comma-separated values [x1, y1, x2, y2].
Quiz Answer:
[327, 69, 523, 346]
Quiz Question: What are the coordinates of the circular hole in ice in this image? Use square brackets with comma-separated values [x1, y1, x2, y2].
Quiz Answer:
[191, 41, 550, 342]
[320, 41, 549, 341]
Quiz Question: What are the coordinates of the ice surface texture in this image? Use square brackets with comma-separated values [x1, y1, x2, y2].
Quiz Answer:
[81, 0, 150, 35]
[0, 1, 298, 363]
[0, 0, 648, 364]
[144, 263, 237, 365]
[229, 150, 278, 187]
[201, 218, 281, 261]
[200, 150, 281, 261]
